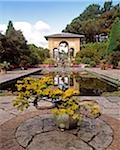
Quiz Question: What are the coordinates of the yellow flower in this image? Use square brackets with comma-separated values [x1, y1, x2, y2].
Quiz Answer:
[72, 114, 79, 120]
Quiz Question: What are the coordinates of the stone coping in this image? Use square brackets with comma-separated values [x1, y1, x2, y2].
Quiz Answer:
[0, 110, 120, 150]
[0, 68, 41, 85]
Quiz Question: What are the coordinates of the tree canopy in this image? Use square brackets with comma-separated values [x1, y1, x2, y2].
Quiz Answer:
[107, 17, 120, 53]
[0, 21, 50, 66]
[63, 2, 120, 42]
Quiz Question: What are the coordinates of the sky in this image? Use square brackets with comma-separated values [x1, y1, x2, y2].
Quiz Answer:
[0, 0, 119, 47]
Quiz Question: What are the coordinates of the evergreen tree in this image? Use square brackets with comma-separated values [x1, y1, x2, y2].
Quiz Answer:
[5, 20, 30, 65]
[6, 20, 15, 37]
[103, 0, 112, 12]
[63, 2, 120, 43]
[0, 33, 19, 63]
[108, 18, 120, 53]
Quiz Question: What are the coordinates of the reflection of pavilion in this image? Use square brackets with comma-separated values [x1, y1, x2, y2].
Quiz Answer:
[53, 74, 79, 90]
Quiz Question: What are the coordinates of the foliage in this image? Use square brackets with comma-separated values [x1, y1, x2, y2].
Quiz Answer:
[63, 2, 120, 42]
[13, 76, 101, 122]
[43, 58, 54, 65]
[0, 21, 30, 65]
[6, 21, 30, 63]
[0, 33, 20, 64]
[75, 42, 108, 64]
[6, 20, 15, 37]
[102, 90, 120, 97]
[28, 44, 50, 65]
[107, 18, 120, 53]
[108, 51, 120, 68]
[89, 61, 97, 67]
[0, 21, 50, 66]
[13, 77, 53, 111]
[0, 61, 10, 69]
[102, 1, 112, 12]
[118, 61, 120, 67]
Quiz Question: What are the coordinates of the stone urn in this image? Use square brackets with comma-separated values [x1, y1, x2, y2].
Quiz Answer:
[54, 114, 79, 131]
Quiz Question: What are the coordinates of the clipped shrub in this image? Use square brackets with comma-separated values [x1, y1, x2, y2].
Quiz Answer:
[75, 42, 108, 65]
[81, 57, 91, 64]
[90, 61, 96, 67]
[43, 58, 54, 65]
[108, 51, 120, 68]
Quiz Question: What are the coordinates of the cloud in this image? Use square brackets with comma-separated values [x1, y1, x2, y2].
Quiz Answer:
[0, 21, 51, 48]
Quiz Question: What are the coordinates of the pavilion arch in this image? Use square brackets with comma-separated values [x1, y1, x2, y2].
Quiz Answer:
[69, 48, 74, 58]
[59, 41, 69, 54]
[53, 48, 59, 59]
[59, 41, 69, 46]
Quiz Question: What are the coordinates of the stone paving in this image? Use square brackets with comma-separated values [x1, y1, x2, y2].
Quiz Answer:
[0, 96, 37, 125]
[0, 68, 41, 85]
[85, 68, 120, 81]
[78, 96, 120, 120]
[0, 67, 120, 150]
[0, 96, 119, 126]
[16, 114, 113, 150]
[0, 95, 120, 150]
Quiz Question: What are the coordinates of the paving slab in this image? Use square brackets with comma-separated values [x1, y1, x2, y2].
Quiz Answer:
[16, 115, 112, 150]
[0, 110, 120, 150]
[85, 68, 120, 81]
[0, 96, 120, 125]
[0, 68, 41, 85]
[0, 109, 15, 125]
[78, 96, 120, 120]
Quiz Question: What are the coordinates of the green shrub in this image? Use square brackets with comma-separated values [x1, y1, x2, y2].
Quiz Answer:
[108, 51, 120, 68]
[81, 57, 91, 64]
[43, 58, 54, 65]
[118, 61, 120, 67]
[90, 61, 96, 67]
[102, 90, 120, 96]
[0, 61, 10, 70]
[76, 42, 108, 65]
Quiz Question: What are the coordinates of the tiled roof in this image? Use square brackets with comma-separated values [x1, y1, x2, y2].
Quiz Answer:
[45, 32, 84, 40]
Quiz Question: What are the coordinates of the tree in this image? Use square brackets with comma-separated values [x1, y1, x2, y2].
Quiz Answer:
[103, 0, 112, 12]
[0, 33, 19, 64]
[0, 21, 50, 66]
[75, 42, 108, 65]
[108, 51, 120, 67]
[107, 18, 120, 53]
[5, 21, 30, 65]
[81, 19, 100, 42]
[63, 2, 120, 43]
[28, 44, 50, 65]
[79, 4, 101, 20]
[6, 20, 15, 37]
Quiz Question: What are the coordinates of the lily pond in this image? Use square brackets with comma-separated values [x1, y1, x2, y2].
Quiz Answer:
[29, 71, 117, 96]
[0, 70, 118, 96]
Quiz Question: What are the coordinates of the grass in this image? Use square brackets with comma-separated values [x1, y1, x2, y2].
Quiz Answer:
[102, 90, 120, 96]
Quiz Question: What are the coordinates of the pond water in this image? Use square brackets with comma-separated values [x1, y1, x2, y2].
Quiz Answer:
[0, 70, 118, 96]
[30, 71, 117, 96]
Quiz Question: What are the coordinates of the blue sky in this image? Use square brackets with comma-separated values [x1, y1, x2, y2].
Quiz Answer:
[0, 0, 119, 47]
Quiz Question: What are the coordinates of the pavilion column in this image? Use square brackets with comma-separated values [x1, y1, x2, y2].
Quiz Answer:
[68, 48, 71, 64]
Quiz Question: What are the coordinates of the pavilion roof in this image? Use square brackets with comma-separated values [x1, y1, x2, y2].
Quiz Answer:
[45, 32, 84, 40]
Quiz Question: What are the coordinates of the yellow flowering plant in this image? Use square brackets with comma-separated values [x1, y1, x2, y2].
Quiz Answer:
[13, 76, 101, 130]
[52, 88, 81, 122]
[13, 76, 53, 110]
[52, 89, 101, 130]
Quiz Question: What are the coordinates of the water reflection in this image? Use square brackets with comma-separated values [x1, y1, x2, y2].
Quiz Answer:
[52, 72, 117, 96]
[54, 74, 74, 91]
